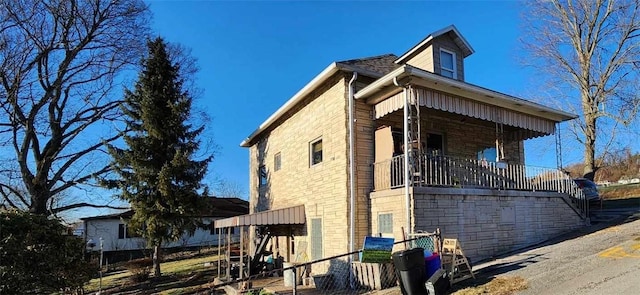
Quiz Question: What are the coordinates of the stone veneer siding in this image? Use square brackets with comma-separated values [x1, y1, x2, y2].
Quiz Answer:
[248, 73, 350, 262]
[248, 73, 376, 269]
[371, 187, 585, 262]
[376, 109, 524, 164]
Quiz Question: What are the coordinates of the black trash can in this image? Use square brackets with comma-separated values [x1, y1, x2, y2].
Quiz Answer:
[392, 248, 427, 295]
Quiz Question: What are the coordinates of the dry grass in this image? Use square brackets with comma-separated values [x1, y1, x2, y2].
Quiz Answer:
[451, 276, 528, 295]
[599, 184, 640, 200]
[84, 252, 221, 294]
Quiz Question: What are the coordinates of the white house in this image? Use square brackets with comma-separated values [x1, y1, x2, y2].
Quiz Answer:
[82, 197, 248, 252]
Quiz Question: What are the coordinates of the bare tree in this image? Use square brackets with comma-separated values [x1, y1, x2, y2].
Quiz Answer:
[214, 177, 246, 199]
[523, 0, 640, 180]
[0, 0, 150, 215]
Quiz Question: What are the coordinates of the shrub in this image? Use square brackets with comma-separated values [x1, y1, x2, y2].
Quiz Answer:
[125, 258, 153, 282]
[0, 211, 95, 293]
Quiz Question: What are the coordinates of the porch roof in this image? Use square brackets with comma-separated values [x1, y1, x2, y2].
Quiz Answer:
[213, 204, 306, 229]
[354, 65, 577, 124]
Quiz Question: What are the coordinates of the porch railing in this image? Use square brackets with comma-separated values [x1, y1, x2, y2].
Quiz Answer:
[373, 154, 588, 216]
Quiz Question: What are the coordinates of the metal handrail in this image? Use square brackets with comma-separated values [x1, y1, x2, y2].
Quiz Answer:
[373, 153, 589, 216]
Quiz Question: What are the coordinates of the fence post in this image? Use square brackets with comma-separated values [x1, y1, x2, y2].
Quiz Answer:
[292, 266, 297, 295]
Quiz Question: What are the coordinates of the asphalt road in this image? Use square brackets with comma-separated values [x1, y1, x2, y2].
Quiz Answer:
[468, 206, 640, 295]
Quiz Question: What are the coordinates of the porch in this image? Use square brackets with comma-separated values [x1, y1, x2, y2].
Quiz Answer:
[374, 153, 581, 191]
[356, 65, 586, 216]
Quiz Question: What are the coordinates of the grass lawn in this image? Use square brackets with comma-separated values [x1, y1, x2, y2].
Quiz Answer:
[84, 251, 223, 295]
[599, 183, 640, 200]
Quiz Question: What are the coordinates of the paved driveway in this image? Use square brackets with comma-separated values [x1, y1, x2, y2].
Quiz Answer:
[465, 207, 640, 295]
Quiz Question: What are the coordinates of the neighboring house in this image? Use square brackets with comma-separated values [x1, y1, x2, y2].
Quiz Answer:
[83, 197, 248, 252]
[216, 25, 589, 269]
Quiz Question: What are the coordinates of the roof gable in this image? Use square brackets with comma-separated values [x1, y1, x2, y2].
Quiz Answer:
[395, 25, 475, 64]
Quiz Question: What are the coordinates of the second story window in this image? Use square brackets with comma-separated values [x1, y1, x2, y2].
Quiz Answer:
[274, 152, 281, 171]
[259, 165, 268, 187]
[440, 49, 457, 79]
[310, 138, 323, 166]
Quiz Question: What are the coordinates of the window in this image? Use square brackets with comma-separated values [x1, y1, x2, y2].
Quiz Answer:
[439, 49, 457, 79]
[118, 224, 138, 239]
[274, 152, 281, 171]
[310, 218, 323, 260]
[310, 138, 323, 166]
[426, 133, 444, 155]
[478, 147, 497, 163]
[211, 225, 236, 235]
[378, 213, 393, 235]
[259, 165, 268, 187]
[210, 224, 216, 235]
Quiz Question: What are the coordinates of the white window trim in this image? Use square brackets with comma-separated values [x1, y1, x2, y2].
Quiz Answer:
[440, 48, 457, 79]
[309, 137, 323, 167]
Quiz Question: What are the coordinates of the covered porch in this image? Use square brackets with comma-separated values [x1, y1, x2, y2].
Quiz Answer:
[355, 65, 587, 215]
[213, 205, 306, 281]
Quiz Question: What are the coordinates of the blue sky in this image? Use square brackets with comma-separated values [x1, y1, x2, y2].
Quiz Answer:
[147, 0, 565, 199]
[66, 0, 640, 221]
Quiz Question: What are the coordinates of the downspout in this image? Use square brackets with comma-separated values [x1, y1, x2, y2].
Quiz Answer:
[394, 77, 412, 235]
[348, 72, 358, 257]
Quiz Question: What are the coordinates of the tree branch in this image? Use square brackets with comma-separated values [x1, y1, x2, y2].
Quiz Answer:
[50, 202, 129, 215]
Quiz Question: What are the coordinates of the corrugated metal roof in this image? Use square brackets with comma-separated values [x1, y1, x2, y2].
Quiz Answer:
[214, 205, 306, 229]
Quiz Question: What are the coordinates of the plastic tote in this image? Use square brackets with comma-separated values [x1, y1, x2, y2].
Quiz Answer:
[425, 253, 442, 279]
[392, 248, 427, 295]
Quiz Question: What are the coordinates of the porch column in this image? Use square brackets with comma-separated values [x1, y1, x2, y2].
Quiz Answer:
[239, 226, 244, 279]
[403, 85, 411, 235]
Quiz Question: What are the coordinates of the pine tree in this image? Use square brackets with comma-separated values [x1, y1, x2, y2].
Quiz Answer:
[104, 37, 211, 277]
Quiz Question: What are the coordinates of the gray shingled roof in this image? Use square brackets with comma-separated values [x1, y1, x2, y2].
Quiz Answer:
[337, 54, 400, 76]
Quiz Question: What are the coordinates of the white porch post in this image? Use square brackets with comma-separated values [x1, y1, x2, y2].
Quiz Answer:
[239, 226, 244, 279]
[217, 227, 221, 278]
[403, 86, 411, 235]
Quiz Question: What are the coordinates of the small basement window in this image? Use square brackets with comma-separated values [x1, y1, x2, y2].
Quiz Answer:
[378, 213, 393, 235]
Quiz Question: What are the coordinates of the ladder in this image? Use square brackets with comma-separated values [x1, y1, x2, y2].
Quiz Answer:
[441, 238, 475, 284]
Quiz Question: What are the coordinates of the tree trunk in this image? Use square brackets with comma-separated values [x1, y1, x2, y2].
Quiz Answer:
[583, 113, 598, 181]
[27, 185, 49, 215]
[153, 244, 162, 278]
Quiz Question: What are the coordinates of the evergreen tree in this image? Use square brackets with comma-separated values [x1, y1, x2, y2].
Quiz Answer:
[104, 37, 211, 277]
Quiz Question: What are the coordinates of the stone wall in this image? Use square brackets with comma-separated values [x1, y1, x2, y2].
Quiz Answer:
[370, 187, 586, 262]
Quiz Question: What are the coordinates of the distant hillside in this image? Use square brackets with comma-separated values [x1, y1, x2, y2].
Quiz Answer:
[563, 149, 640, 183]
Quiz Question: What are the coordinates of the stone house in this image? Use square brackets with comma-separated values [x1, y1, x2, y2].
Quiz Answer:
[216, 25, 588, 267]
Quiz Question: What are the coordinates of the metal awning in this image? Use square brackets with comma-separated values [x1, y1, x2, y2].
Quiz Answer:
[375, 87, 557, 135]
[214, 204, 306, 229]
